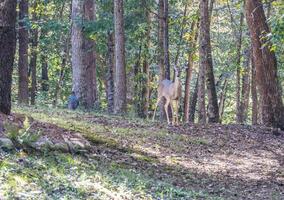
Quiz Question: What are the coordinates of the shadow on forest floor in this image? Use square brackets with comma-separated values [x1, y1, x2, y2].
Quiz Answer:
[0, 106, 283, 199]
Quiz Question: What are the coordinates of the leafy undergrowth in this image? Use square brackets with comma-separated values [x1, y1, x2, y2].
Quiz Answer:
[0, 106, 283, 199]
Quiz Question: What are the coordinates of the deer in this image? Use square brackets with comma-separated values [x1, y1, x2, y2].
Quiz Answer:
[152, 66, 182, 125]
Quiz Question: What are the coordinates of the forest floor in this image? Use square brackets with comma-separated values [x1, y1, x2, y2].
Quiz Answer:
[0, 106, 283, 200]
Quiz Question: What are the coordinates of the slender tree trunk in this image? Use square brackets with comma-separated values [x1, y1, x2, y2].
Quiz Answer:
[199, 0, 219, 123]
[0, 0, 17, 115]
[235, 13, 244, 123]
[245, 0, 284, 129]
[184, 21, 199, 122]
[239, 47, 251, 123]
[163, 0, 170, 80]
[218, 78, 228, 123]
[189, 77, 199, 122]
[71, 0, 96, 109]
[251, 47, 258, 125]
[107, 32, 115, 114]
[158, 0, 166, 120]
[114, 0, 127, 114]
[134, 45, 142, 116]
[41, 55, 49, 91]
[18, 0, 29, 104]
[30, 11, 38, 105]
[141, 9, 151, 118]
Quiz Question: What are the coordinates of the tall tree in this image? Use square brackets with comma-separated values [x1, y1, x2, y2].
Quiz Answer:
[30, 1, 39, 105]
[238, 47, 251, 123]
[0, 0, 17, 115]
[184, 20, 199, 122]
[106, 32, 115, 114]
[189, 77, 198, 122]
[157, 0, 166, 120]
[41, 55, 49, 91]
[251, 47, 258, 125]
[71, 0, 96, 109]
[141, 8, 152, 118]
[234, 13, 244, 123]
[202, 0, 219, 123]
[198, 0, 219, 123]
[18, 0, 29, 104]
[163, 0, 170, 80]
[113, 0, 127, 114]
[245, 0, 284, 129]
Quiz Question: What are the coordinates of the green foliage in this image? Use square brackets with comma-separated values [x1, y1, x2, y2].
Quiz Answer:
[11, 0, 284, 123]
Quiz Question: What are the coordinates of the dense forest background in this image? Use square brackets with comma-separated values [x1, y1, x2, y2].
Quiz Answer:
[4, 0, 284, 126]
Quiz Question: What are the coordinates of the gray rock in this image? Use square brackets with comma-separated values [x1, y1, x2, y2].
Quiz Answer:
[63, 133, 91, 152]
[0, 137, 14, 150]
[30, 136, 53, 150]
[52, 142, 70, 152]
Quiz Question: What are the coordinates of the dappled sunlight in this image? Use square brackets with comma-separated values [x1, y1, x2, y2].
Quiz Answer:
[9, 106, 284, 199]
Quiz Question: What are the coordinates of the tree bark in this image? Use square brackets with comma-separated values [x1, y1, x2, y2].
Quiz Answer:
[199, 0, 219, 123]
[71, 0, 96, 109]
[251, 47, 258, 125]
[113, 0, 127, 114]
[30, 6, 38, 105]
[239, 47, 251, 123]
[189, 77, 199, 122]
[141, 9, 151, 118]
[107, 32, 115, 114]
[41, 55, 49, 91]
[184, 21, 199, 122]
[163, 0, 170, 80]
[0, 0, 17, 115]
[18, 0, 29, 104]
[234, 13, 244, 123]
[245, 0, 284, 129]
[158, 0, 166, 120]
[218, 78, 228, 123]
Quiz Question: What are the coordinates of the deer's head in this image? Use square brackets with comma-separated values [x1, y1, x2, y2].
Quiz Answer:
[174, 66, 181, 78]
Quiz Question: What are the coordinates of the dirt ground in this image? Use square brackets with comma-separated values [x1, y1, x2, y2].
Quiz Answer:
[1, 110, 284, 199]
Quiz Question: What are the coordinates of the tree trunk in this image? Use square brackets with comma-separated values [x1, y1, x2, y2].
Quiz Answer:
[30, 9, 38, 105]
[41, 55, 49, 91]
[113, 0, 127, 114]
[134, 45, 142, 116]
[234, 13, 244, 123]
[107, 32, 115, 114]
[218, 78, 228, 123]
[184, 21, 199, 122]
[71, 0, 96, 109]
[199, 0, 219, 123]
[141, 9, 151, 118]
[158, 0, 166, 120]
[18, 0, 29, 104]
[0, 0, 17, 115]
[239, 47, 251, 123]
[163, 0, 170, 80]
[251, 47, 258, 125]
[189, 77, 199, 122]
[245, 0, 284, 129]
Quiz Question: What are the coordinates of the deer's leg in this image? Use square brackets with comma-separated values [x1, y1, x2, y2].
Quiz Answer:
[152, 97, 161, 121]
[170, 101, 174, 125]
[175, 100, 179, 125]
[172, 100, 177, 124]
[164, 98, 171, 125]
